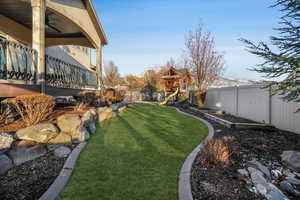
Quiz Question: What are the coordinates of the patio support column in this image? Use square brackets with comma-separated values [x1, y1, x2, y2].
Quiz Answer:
[96, 46, 103, 90]
[31, 0, 46, 93]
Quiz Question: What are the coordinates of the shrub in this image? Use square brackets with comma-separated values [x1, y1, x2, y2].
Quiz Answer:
[0, 100, 13, 125]
[200, 136, 233, 167]
[74, 92, 97, 111]
[11, 94, 55, 126]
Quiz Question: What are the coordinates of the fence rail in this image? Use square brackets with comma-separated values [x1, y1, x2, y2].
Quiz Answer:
[204, 85, 300, 134]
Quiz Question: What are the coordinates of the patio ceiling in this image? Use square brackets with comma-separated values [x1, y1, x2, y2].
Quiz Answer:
[0, 0, 104, 48]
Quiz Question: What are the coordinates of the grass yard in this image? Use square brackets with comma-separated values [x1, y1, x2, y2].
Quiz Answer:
[60, 104, 208, 200]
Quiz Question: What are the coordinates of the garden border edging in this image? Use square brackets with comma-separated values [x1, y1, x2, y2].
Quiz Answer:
[176, 108, 215, 200]
[39, 142, 87, 200]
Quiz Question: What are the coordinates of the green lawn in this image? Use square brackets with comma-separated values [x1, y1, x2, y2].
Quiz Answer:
[60, 104, 208, 200]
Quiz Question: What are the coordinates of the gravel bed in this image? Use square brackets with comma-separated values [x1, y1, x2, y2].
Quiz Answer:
[176, 105, 300, 200]
[0, 152, 66, 200]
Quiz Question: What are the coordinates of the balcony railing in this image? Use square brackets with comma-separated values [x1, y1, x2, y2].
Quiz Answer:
[45, 55, 97, 89]
[0, 38, 97, 90]
[0, 38, 37, 83]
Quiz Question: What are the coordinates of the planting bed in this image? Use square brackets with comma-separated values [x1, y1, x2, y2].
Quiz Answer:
[0, 105, 90, 133]
[190, 106, 258, 124]
[209, 113, 257, 124]
[0, 151, 67, 200]
[176, 105, 300, 200]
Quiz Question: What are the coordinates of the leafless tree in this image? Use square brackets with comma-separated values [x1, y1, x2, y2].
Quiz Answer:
[104, 61, 120, 88]
[184, 24, 225, 91]
[125, 74, 143, 102]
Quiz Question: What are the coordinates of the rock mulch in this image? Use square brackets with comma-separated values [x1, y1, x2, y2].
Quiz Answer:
[177, 106, 300, 200]
[0, 152, 67, 200]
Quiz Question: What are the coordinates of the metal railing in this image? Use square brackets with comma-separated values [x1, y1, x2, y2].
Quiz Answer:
[0, 38, 37, 83]
[0, 38, 97, 89]
[45, 55, 97, 89]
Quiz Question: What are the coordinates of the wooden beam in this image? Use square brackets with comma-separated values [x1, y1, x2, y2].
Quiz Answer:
[45, 37, 93, 48]
[0, 83, 98, 98]
[45, 86, 97, 97]
[0, 83, 41, 98]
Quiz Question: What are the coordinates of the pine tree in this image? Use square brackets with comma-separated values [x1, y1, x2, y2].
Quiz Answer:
[240, 0, 300, 105]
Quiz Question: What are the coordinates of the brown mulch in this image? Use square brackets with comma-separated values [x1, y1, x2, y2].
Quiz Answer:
[176, 105, 300, 200]
[0, 106, 92, 133]
[0, 152, 67, 200]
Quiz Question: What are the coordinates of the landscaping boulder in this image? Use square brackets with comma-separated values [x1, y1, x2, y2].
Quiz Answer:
[82, 110, 94, 125]
[88, 122, 97, 134]
[281, 151, 300, 172]
[0, 133, 14, 153]
[97, 107, 113, 122]
[89, 109, 98, 121]
[16, 140, 37, 148]
[71, 126, 90, 143]
[248, 159, 271, 180]
[8, 145, 47, 166]
[82, 110, 97, 133]
[54, 146, 71, 158]
[47, 144, 64, 152]
[279, 180, 300, 196]
[119, 106, 126, 113]
[16, 123, 59, 143]
[57, 114, 82, 133]
[0, 154, 13, 175]
[48, 133, 72, 144]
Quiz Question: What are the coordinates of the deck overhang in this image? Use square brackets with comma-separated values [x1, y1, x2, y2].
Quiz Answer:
[0, 0, 107, 97]
[0, 0, 107, 48]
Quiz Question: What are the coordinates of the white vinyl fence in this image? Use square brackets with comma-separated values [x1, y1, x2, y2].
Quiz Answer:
[204, 85, 300, 134]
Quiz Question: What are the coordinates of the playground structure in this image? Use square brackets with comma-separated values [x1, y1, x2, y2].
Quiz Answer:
[160, 67, 191, 105]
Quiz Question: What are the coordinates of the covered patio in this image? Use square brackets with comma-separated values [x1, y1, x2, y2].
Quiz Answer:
[0, 0, 107, 97]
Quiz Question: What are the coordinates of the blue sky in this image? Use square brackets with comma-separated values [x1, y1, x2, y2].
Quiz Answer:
[94, 0, 281, 80]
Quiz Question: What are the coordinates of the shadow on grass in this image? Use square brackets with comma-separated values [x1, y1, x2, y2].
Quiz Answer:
[60, 104, 208, 200]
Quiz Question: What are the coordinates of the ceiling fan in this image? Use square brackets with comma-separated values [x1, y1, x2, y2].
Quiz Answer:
[45, 12, 61, 33]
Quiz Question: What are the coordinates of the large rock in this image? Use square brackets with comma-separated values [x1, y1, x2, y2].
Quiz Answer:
[47, 144, 64, 152]
[16, 123, 59, 143]
[0, 154, 13, 175]
[88, 122, 97, 134]
[97, 107, 113, 123]
[248, 159, 271, 180]
[267, 183, 289, 200]
[8, 145, 47, 166]
[82, 111, 97, 134]
[16, 140, 37, 148]
[57, 114, 82, 133]
[82, 111, 94, 125]
[71, 126, 90, 143]
[283, 169, 300, 185]
[249, 167, 290, 200]
[54, 146, 71, 158]
[89, 109, 98, 121]
[48, 133, 72, 144]
[281, 151, 300, 172]
[0, 133, 14, 153]
[279, 181, 300, 196]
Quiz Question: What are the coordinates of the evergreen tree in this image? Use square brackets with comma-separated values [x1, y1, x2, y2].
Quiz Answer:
[241, 0, 300, 105]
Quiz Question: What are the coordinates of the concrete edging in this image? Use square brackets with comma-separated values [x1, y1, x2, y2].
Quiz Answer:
[39, 142, 87, 200]
[190, 106, 274, 129]
[176, 108, 215, 200]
